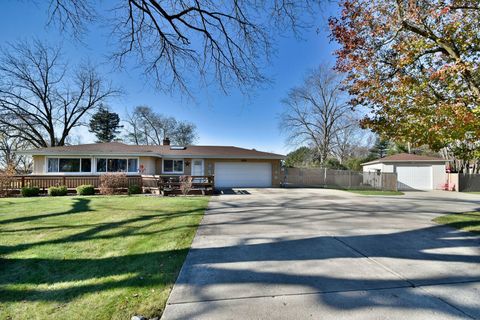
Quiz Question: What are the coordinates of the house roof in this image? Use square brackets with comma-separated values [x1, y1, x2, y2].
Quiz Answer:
[19, 142, 285, 159]
[362, 153, 448, 166]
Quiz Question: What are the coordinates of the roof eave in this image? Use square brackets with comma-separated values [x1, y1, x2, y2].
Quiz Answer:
[17, 150, 284, 160]
[361, 159, 450, 166]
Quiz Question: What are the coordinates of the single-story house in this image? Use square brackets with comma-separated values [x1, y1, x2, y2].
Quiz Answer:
[20, 140, 284, 188]
[362, 153, 448, 191]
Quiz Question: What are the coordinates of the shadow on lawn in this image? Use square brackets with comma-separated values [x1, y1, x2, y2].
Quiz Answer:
[0, 249, 190, 303]
[0, 198, 204, 306]
[439, 220, 480, 235]
[0, 198, 92, 225]
[0, 202, 202, 256]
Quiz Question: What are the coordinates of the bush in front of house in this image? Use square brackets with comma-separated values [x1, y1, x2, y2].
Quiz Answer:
[128, 184, 142, 195]
[76, 184, 95, 196]
[48, 185, 68, 196]
[99, 173, 128, 195]
[0, 165, 16, 197]
[21, 186, 40, 197]
[179, 175, 193, 196]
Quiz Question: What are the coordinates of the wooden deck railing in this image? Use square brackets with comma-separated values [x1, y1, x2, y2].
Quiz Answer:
[141, 175, 215, 195]
[9, 175, 143, 190]
[7, 174, 214, 195]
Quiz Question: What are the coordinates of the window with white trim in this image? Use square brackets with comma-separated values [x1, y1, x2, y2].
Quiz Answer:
[96, 158, 138, 173]
[47, 158, 92, 173]
[163, 159, 184, 174]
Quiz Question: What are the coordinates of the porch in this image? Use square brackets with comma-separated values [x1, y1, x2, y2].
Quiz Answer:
[6, 174, 214, 195]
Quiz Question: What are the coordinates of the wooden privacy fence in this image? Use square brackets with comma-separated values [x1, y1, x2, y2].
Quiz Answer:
[447, 173, 480, 192]
[283, 168, 398, 191]
[10, 175, 143, 190]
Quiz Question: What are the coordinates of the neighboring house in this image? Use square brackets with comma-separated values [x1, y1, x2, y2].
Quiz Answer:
[362, 153, 448, 191]
[20, 140, 284, 188]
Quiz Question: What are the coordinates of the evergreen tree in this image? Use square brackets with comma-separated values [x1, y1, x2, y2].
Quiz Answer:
[89, 105, 123, 142]
[368, 138, 390, 159]
[285, 147, 313, 167]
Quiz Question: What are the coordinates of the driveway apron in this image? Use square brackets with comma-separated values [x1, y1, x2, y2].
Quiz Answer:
[162, 189, 480, 319]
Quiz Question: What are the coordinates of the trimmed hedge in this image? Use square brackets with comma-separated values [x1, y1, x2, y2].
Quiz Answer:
[21, 186, 40, 197]
[76, 184, 95, 196]
[48, 186, 68, 197]
[128, 185, 142, 195]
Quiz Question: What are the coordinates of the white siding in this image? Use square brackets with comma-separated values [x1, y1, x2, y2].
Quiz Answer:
[432, 164, 447, 190]
[383, 164, 394, 173]
[362, 163, 384, 172]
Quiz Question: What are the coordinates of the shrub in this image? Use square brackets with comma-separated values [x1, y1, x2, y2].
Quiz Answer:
[21, 186, 40, 197]
[76, 184, 95, 196]
[179, 175, 193, 196]
[99, 173, 128, 195]
[128, 184, 142, 195]
[48, 185, 68, 196]
[0, 165, 16, 197]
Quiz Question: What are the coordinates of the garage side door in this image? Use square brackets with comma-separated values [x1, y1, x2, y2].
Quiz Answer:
[215, 162, 272, 188]
[396, 166, 432, 190]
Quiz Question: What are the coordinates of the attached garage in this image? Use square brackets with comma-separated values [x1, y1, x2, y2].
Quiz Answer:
[214, 162, 272, 188]
[362, 153, 448, 191]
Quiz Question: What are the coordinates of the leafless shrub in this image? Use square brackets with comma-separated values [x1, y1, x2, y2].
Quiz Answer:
[99, 173, 128, 195]
[179, 175, 193, 196]
[0, 165, 16, 197]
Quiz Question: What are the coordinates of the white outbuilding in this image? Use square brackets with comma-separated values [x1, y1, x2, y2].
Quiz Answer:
[362, 153, 448, 191]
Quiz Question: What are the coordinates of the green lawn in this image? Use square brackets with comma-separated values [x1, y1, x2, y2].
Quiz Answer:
[433, 211, 480, 234]
[0, 195, 210, 320]
[346, 190, 404, 196]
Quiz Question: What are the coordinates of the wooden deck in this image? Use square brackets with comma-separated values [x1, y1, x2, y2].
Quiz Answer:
[142, 175, 215, 196]
[7, 174, 214, 195]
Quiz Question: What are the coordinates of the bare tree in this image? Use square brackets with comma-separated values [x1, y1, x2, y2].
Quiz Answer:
[0, 40, 118, 148]
[42, 0, 320, 94]
[125, 106, 198, 145]
[280, 66, 355, 164]
[0, 131, 32, 173]
[332, 121, 370, 164]
[171, 122, 198, 146]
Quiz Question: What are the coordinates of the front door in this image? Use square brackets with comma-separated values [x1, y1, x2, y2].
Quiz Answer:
[191, 159, 204, 177]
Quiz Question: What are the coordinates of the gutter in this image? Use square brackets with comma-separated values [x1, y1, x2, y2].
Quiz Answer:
[361, 159, 451, 166]
[16, 151, 285, 160]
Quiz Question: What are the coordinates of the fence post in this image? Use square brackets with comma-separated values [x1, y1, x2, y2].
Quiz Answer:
[21, 176, 25, 188]
[62, 176, 66, 187]
[323, 168, 327, 187]
[348, 171, 352, 189]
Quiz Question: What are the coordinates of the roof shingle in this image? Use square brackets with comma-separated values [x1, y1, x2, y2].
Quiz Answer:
[21, 142, 284, 159]
[362, 153, 447, 165]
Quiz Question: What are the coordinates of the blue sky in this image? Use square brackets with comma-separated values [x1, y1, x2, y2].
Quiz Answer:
[0, 2, 339, 154]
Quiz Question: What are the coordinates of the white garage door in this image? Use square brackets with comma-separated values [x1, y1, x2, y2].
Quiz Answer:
[215, 162, 272, 188]
[396, 166, 432, 190]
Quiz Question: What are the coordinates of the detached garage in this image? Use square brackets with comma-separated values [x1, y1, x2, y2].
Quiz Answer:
[362, 153, 448, 191]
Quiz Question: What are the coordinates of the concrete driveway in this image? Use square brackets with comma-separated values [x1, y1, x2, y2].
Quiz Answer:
[162, 189, 480, 319]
